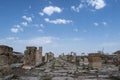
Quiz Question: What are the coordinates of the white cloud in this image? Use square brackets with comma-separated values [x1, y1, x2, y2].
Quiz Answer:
[39, 12, 44, 16]
[29, 24, 44, 28]
[44, 18, 49, 22]
[11, 25, 23, 33]
[94, 22, 99, 26]
[73, 28, 79, 32]
[5, 37, 19, 40]
[100, 42, 120, 47]
[0, 36, 57, 54]
[87, 0, 106, 9]
[93, 22, 107, 27]
[11, 28, 18, 33]
[73, 37, 84, 41]
[102, 22, 107, 26]
[0, 36, 59, 45]
[70, 0, 106, 12]
[44, 18, 72, 24]
[38, 29, 44, 33]
[41, 6, 62, 16]
[71, 4, 83, 12]
[27, 37, 53, 44]
[0, 36, 60, 53]
[21, 22, 28, 27]
[22, 16, 32, 22]
[32, 24, 39, 27]
[40, 24, 44, 28]
[29, 5, 31, 9]
[49, 1, 52, 4]
[74, 38, 80, 41]
[0, 37, 19, 45]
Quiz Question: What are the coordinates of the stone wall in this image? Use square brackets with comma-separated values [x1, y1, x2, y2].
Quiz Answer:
[88, 53, 102, 69]
[45, 52, 54, 62]
[24, 46, 37, 66]
[45, 53, 49, 62]
[113, 50, 120, 65]
[0, 45, 13, 65]
[0, 45, 13, 56]
[65, 52, 77, 63]
[0, 45, 13, 76]
[66, 55, 73, 62]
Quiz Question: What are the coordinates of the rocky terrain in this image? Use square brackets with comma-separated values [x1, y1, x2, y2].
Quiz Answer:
[0, 45, 120, 80]
[0, 57, 119, 80]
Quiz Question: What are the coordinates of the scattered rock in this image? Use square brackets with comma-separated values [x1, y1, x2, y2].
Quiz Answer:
[22, 66, 34, 70]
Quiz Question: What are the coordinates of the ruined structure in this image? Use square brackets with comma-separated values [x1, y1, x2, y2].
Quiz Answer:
[78, 56, 89, 68]
[113, 50, 120, 66]
[83, 57, 89, 66]
[36, 47, 42, 65]
[71, 52, 77, 62]
[49, 52, 54, 61]
[88, 53, 102, 69]
[23, 46, 37, 66]
[65, 52, 77, 63]
[23, 46, 44, 69]
[12, 52, 24, 63]
[0, 45, 13, 65]
[45, 52, 54, 62]
[66, 54, 72, 62]
[0, 45, 13, 76]
[45, 53, 49, 62]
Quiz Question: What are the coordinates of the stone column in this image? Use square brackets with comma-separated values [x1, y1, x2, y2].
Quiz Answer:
[36, 47, 42, 65]
[23, 46, 37, 67]
[45, 53, 49, 62]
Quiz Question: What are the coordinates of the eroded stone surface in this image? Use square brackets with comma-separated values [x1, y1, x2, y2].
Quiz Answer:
[0, 45, 14, 77]
[0, 45, 13, 55]
[36, 47, 42, 65]
[0, 45, 119, 80]
[45, 52, 54, 62]
[0, 45, 13, 66]
[24, 46, 37, 66]
[88, 53, 102, 69]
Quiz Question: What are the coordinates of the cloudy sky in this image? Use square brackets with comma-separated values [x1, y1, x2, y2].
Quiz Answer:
[0, 0, 120, 56]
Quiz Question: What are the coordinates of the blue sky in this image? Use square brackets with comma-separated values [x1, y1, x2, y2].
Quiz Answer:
[0, 0, 120, 56]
